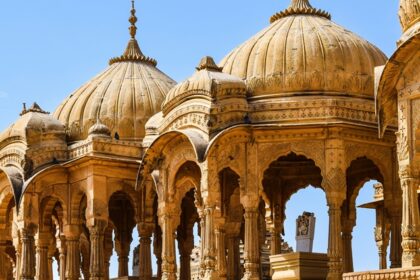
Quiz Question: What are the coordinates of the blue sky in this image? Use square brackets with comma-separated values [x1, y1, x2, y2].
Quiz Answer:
[0, 0, 401, 277]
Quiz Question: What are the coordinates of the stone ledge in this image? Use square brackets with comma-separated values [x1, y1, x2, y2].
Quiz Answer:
[343, 267, 420, 280]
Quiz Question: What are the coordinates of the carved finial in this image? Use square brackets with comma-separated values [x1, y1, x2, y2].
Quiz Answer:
[109, 0, 157, 66]
[270, 0, 331, 23]
[129, 0, 137, 39]
[196, 56, 223, 72]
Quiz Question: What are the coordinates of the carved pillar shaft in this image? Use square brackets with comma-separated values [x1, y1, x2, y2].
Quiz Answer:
[88, 220, 107, 280]
[401, 176, 420, 267]
[153, 227, 163, 280]
[58, 241, 66, 280]
[65, 237, 80, 280]
[139, 235, 153, 280]
[341, 231, 353, 273]
[227, 237, 240, 280]
[327, 203, 343, 280]
[203, 207, 217, 280]
[160, 214, 176, 280]
[117, 255, 129, 277]
[242, 208, 260, 280]
[20, 229, 36, 280]
[179, 253, 191, 280]
[390, 213, 402, 268]
[35, 243, 49, 280]
[15, 245, 22, 280]
[215, 226, 227, 280]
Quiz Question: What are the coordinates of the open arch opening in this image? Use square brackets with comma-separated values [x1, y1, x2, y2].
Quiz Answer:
[344, 157, 394, 273]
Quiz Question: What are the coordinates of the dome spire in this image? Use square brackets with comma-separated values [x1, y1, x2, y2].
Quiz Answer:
[109, 0, 157, 66]
[129, 0, 138, 39]
[270, 0, 331, 23]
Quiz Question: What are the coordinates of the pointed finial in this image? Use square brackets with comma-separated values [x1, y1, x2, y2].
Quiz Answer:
[129, 0, 138, 39]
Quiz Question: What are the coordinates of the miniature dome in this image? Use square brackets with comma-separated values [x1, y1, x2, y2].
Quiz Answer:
[88, 120, 111, 138]
[162, 56, 247, 115]
[53, 3, 176, 142]
[220, 0, 387, 98]
[0, 103, 65, 145]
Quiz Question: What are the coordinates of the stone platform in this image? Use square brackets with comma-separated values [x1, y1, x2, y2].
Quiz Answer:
[270, 252, 329, 280]
[343, 267, 420, 280]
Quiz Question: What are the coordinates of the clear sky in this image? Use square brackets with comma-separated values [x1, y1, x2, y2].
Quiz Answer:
[0, 0, 401, 277]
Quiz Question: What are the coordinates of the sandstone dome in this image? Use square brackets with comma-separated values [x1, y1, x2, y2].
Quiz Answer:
[220, 0, 387, 99]
[53, 5, 176, 142]
[162, 56, 247, 115]
[0, 103, 65, 145]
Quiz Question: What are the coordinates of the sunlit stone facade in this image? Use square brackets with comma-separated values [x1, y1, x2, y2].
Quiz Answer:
[0, 0, 419, 280]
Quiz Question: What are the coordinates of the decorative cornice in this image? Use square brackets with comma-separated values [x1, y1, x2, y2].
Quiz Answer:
[270, 0, 331, 24]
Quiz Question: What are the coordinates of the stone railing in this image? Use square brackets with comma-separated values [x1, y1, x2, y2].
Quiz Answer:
[343, 267, 420, 280]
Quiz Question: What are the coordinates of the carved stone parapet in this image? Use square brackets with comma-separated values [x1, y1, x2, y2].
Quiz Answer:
[343, 267, 420, 280]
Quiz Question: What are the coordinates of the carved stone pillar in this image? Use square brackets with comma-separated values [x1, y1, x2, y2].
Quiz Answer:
[178, 235, 193, 280]
[202, 206, 217, 280]
[390, 212, 402, 268]
[104, 229, 113, 280]
[215, 223, 227, 280]
[14, 243, 22, 280]
[327, 200, 343, 280]
[88, 219, 107, 280]
[153, 226, 163, 280]
[20, 228, 36, 280]
[115, 237, 130, 278]
[227, 236, 240, 280]
[160, 213, 176, 280]
[65, 233, 80, 280]
[56, 236, 66, 280]
[139, 223, 154, 280]
[242, 207, 260, 280]
[35, 232, 50, 280]
[400, 175, 420, 267]
[341, 221, 354, 273]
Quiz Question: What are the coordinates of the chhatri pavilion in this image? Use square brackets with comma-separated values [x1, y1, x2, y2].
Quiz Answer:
[0, 0, 419, 279]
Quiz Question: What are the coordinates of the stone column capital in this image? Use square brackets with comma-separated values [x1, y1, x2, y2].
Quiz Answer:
[138, 222, 155, 238]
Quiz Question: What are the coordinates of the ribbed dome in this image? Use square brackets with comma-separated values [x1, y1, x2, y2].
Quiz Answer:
[162, 57, 246, 115]
[53, 3, 176, 142]
[220, 0, 387, 98]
